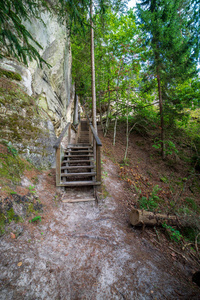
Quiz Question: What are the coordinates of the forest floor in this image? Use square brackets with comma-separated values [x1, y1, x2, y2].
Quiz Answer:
[0, 124, 200, 299]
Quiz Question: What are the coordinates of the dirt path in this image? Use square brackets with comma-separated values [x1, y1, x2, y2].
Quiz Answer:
[0, 156, 199, 299]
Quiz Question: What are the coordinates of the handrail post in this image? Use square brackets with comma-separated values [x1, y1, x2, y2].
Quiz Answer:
[55, 146, 61, 186]
[89, 126, 92, 146]
[68, 123, 71, 144]
[96, 144, 101, 185]
[75, 122, 81, 144]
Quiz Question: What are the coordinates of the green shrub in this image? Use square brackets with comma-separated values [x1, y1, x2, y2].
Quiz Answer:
[162, 223, 183, 243]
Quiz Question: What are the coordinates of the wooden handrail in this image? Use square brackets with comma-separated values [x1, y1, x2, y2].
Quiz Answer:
[53, 122, 71, 149]
[89, 123, 102, 146]
[82, 105, 102, 146]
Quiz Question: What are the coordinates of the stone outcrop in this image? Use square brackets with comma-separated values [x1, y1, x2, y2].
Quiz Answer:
[0, 9, 73, 168]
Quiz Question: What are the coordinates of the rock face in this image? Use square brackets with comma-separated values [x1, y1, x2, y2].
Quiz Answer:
[0, 10, 72, 132]
[0, 9, 73, 168]
[26, 10, 73, 133]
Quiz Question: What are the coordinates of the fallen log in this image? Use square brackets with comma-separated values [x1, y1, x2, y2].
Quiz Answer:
[130, 208, 179, 227]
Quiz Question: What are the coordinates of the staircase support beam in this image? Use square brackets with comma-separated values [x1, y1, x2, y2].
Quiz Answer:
[56, 146, 61, 186]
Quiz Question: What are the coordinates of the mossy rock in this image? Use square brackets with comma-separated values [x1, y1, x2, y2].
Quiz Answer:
[0, 68, 22, 81]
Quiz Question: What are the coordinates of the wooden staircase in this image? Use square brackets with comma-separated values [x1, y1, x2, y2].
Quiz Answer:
[54, 120, 102, 188]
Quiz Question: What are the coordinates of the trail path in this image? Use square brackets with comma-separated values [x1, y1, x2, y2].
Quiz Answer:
[0, 155, 199, 299]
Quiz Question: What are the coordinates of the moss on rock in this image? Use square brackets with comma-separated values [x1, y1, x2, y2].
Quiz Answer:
[0, 68, 22, 81]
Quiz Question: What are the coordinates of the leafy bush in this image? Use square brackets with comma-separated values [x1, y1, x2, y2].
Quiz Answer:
[153, 139, 179, 156]
[138, 185, 162, 211]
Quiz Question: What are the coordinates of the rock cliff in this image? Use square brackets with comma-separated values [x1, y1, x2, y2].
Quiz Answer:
[0, 9, 73, 168]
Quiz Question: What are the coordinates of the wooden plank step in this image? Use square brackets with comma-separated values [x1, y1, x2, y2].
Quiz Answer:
[68, 144, 92, 147]
[65, 146, 92, 151]
[61, 172, 96, 177]
[61, 165, 94, 170]
[62, 198, 95, 203]
[65, 154, 94, 158]
[62, 160, 94, 164]
[59, 181, 101, 186]
[72, 144, 91, 146]
[78, 139, 89, 141]
[66, 150, 93, 153]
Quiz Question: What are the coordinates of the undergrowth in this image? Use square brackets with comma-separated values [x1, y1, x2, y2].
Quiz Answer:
[110, 108, 200, 247]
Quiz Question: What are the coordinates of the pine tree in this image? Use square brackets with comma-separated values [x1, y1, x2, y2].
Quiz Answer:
[137, 0, 200, 158]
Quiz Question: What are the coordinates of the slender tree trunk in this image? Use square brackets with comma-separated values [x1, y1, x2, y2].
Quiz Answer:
[97, 70, 103, 130]
[113, 64, 123, 146]
[157, 69, 165, 159]
[104, 78, 111, 137]
[113, 90, 120, 146]
[73, 90, 78, 125]
[124, 86, 131, 161]
[90, 0, 97, 132]
[113, 117, 118, 146]
[124, 101, 129, 161]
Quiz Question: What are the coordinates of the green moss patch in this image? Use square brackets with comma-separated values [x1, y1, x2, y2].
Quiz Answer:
[0, 192, 43, 235]
[0, 149, 31, 185]
[0, 68, 22, 81]
[0, 77, 43, 145]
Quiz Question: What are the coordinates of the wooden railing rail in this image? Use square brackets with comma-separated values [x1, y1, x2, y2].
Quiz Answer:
[89, 123, 102, 146]
[53, 122, 71, 186]
[53, 122, 71, 149]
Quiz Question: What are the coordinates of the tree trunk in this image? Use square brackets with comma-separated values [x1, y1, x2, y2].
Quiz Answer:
[73, 91, 78, 125]
[104, 78, 111, 137]
[130, 208, 179, 227]
[90, 0, 97, 132]
[99, 93, 103, 130]
[124, 101, 129, 161]
[113, 90, 120, 146]
[112, 65, 122, 146]
[157, 70, 165, 159]
[113, 117, 117, 146]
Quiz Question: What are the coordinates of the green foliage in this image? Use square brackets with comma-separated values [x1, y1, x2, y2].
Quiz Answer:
[5, 142, 18, 157]
[162, 223, 183, 243]
[137, 0, 200, 158]
[139, 196, 158, 211]
[138, 185, 162, 211]
[28, 185, 36, 194]
[29, 215, 41, 223]
[153, 139, 179, 156]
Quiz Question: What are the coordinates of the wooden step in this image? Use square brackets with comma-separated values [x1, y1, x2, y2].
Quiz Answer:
[65, 154, 94, 158]
[67, 144, 92, 147]
[59, 181, 101, 186]
[62, 160, 94, 164]
[61, 165, 94, 170]
[72, 143, 91, 146]
[65, 146, 92, 151]
[61, 172, 96, 177]
[66, 150, 93, 153]
[62, 198, 95, 203]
